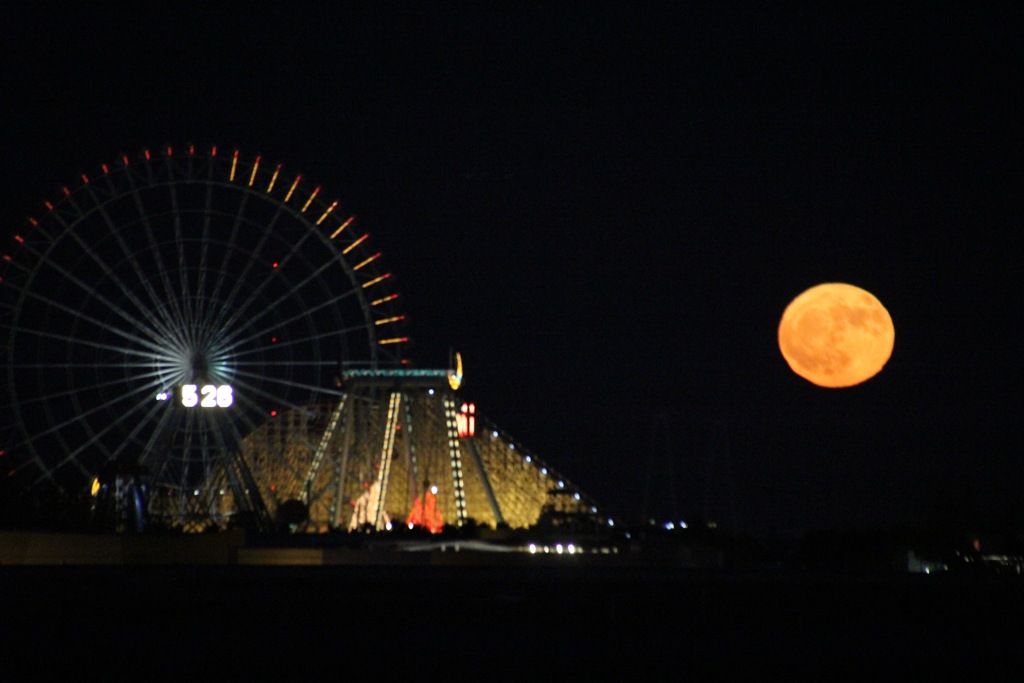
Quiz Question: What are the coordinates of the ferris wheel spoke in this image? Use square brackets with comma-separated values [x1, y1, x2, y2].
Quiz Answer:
[103, 394, 181, 466]
[231, 360, 337, 368]
[14, 206, 181, 350]
[16, 371, 169, 438]
[12, 293, 182, 361]
[13, 382, 167, 456]
[206, 235, 326, 346]
[16, 361, 181, 376]
[16, 352, 182, 385]
[11, 243, 184, 354]
[90, 176, 191, 348]
[193, 178, 217, 344]
[218, 285, 363, 353]
[166, 179, 196, 346]
[17, 319, 184, 364]
[27, 385, 171, 484]
[200, 190, 251, 335]
[203, 189, 293, 338]
[136, 393, 184, 463]
[227, 322, 371, 361]
[78, 182, 189, 346]
[229, 368, 342, 409]
[122, 167, 192, 341]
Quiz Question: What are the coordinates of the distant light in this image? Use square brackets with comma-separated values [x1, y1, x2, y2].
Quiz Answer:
[680, 520, 688, 529]
[608, 519, 615, 527]
[555, 544, 564, 554]
[430, 485, 438, 495]
[491, 430, 499, 438]
[574, 493, 581, 501]
[557, 480, 564, 488]
[567, 544, 576, 554]
[540, 468, 547, 475]
[664, 521, 675, 530]
[510, 444, 516, 451]
[428, 388, 435, 396]
[385, 521, 393, 531]
[156, 392, 169, 401]
[193, 489, 200, 496]
[528, 543, 537, 554]
[523, 455, 529, 462]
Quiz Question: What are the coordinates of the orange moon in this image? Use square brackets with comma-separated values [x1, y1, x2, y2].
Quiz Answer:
[778, 283, 894, 388]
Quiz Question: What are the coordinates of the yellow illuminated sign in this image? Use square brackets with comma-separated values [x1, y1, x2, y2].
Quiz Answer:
[447, 351, 463, 391]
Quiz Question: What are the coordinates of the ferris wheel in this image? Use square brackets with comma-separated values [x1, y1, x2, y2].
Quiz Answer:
[0, 145, 407, 526]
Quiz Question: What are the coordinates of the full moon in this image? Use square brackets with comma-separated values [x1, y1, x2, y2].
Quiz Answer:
[778, 283, 895, 388]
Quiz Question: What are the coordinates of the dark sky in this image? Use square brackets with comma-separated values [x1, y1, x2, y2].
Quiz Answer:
[3, 3, 1022, 536]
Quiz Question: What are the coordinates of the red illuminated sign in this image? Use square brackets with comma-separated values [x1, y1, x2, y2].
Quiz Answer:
[456, 402, 475, 438]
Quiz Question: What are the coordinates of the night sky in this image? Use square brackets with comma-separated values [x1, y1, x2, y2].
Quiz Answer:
[2, 3, 1022, 537]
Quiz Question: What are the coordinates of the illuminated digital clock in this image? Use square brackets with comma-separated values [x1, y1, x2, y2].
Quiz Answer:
[180, 384, 234, 408]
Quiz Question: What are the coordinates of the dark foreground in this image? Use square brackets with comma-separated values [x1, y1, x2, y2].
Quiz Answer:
[3, 562, 1023, 677]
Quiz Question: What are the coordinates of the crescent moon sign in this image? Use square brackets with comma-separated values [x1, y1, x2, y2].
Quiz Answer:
[447, 351, 463, 391]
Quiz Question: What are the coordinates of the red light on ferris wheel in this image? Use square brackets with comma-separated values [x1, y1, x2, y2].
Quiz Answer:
[456, 402, 476, 438]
